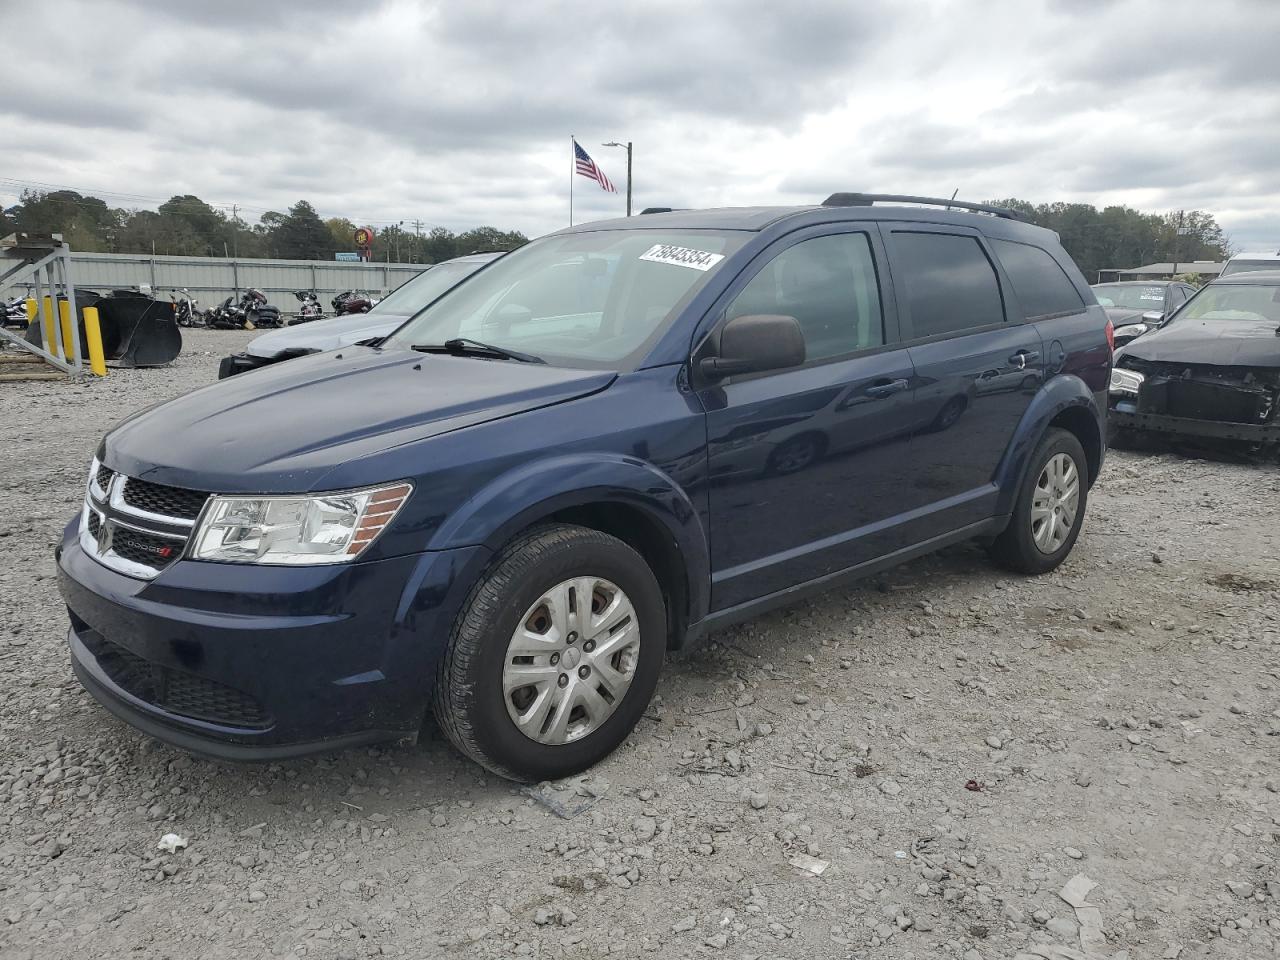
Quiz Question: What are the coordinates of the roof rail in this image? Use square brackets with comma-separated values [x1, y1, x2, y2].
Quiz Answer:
[639, 207, 676, 215]
[821, 193, 1028, 222]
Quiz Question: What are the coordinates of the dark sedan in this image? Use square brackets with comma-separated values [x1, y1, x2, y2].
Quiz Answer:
[1091, 280, 1198, 347]
[1109, 272, 1280, 446]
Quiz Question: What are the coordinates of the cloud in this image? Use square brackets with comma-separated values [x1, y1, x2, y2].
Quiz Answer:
[2, 0, 1278, 252]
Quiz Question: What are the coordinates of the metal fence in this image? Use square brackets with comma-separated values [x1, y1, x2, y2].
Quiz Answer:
[7, 252, 429, 307]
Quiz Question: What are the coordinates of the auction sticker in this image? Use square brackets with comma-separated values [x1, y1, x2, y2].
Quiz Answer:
[639, 243, 725, 271]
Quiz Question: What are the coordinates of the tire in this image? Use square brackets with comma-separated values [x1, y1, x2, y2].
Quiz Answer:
[988, 427, 1088, 575]
[433, 524, 666, 781]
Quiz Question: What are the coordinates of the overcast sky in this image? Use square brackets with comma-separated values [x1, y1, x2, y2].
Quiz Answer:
[5, 0, 1280, 252]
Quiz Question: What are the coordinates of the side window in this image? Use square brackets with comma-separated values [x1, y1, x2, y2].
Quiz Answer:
[725, 232, 883, 362]
[893, 232, 1004, 338]
[989, 238, 1085, 319]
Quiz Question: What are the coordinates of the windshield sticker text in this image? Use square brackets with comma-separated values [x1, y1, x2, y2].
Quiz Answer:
[639, 244, 725, 272]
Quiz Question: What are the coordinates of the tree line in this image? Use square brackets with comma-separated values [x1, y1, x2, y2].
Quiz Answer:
[2, 187, 1232, 279]
[1, 190, 528, 264]
[986, 199, 1231, 282]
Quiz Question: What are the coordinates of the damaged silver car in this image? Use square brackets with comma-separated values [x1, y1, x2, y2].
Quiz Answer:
[1109, 271, 1280, 448]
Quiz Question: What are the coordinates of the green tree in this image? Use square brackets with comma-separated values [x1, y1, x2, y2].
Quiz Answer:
[422, 226, 458, 263]
[265, 201, 337, 260]
[325, 217, 358, 255]
[985, 198, 1231, 281]
[454, 226, 527, 255]
[9, 189, 118, 251]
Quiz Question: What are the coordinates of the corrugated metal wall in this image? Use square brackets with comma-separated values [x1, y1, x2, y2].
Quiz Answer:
[11, 253, 427, 306]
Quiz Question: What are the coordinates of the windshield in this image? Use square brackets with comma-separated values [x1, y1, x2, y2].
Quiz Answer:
[1177, 283, 1280, 323]
[1220, 259, 1280, 277]
[384, 230, 747, 368]
[371, 259, 492, 316]
[1092, 284, 1166, 310]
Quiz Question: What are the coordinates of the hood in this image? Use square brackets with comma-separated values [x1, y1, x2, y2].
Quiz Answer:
[103, 347, 616, 492]
[1121, 316, 1280, 368]
[246, 312, 411, 358]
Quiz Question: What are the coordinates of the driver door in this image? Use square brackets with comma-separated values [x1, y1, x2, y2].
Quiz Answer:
[697, 227, 917, 611]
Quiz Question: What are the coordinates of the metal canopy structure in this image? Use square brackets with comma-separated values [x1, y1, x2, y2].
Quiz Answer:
[0, 233, 82, 375]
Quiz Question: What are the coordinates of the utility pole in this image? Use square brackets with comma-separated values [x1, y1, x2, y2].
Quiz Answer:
[603, 140, 633, 216]
[1172, 209, 1187, 278]
[231, 204, 239, 258]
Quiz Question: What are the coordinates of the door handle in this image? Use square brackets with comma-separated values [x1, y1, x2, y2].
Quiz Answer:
[864, 378, 909, 399]
[1008, 350, 1040, 369]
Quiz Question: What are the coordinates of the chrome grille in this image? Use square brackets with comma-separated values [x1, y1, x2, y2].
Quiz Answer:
[82, 459, 198, 580]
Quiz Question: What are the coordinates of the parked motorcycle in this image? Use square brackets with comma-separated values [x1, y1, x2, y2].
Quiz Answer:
[207, 289, 281, 330]
[332, 290, 380, 315]
[242, 288, 282, 328]
[169, 288, 204, 327]
[2, 295, 30, 328]
[290, 290, 325, 325]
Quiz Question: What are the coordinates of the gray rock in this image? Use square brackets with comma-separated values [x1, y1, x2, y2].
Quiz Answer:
[1046, 916, 1078, 939]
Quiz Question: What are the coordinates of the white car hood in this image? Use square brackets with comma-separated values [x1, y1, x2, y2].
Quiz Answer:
[246, 312, 410, 359]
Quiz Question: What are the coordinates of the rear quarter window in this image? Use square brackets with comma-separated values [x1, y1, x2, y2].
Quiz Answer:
[990, 238, 1085, 319]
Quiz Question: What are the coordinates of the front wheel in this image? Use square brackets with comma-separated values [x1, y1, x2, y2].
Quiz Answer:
[988, 428, 1088, 575]
[433, 524, 666, 781]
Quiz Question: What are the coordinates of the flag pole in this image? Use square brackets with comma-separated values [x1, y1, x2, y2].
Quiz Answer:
[569, 135, 575, 227]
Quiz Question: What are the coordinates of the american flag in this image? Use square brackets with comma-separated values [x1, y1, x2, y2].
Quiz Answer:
[574, 140, 616, 193]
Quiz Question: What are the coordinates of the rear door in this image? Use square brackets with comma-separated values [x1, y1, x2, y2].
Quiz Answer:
[883, 225, 1044, 530]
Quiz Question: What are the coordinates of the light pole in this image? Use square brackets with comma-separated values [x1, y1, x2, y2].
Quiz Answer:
[603, 141, 632, 216]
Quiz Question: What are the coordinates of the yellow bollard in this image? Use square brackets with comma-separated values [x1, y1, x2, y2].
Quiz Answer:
[83, 306, 108, 376]
[59, 299, 79, 366]
[42, 297, 61, 359]
[25, 298, 36, 325]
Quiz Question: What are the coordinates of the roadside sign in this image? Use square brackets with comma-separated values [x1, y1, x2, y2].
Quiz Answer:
[335, 252, 360, 262]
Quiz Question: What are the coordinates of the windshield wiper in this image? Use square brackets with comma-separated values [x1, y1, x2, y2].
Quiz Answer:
[411, 337, 545, 364]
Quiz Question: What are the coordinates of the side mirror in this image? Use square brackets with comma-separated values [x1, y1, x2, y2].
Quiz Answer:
[1141, 310, 1163, 323]
[700, 314, 805, 379]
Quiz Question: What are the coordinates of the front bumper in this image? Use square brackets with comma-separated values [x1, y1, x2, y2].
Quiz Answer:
[1109, 406, 1280, 442]
[57, 517, 489, 760]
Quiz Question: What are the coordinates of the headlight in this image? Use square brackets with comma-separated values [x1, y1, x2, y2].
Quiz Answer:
[1113, 323, 1149, 341]
[189, 482, 412, 565]
[1109, 368, 1145, 396]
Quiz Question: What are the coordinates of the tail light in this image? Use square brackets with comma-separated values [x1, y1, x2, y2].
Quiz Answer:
[1105, 317, 1115, 353]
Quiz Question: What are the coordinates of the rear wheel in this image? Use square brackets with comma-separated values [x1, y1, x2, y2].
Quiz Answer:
[433, 524, 665, 781]
[988, 428, 1088, 574]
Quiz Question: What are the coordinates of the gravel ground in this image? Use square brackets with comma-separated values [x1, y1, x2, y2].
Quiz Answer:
[1, 330, 1278, 960]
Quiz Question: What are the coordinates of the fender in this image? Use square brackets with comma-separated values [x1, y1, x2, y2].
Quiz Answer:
[425, 452, 711, 625]
[993, 374, 1104, 517]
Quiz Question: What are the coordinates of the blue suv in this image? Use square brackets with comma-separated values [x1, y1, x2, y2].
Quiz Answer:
[56, 194, 1110, 780]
